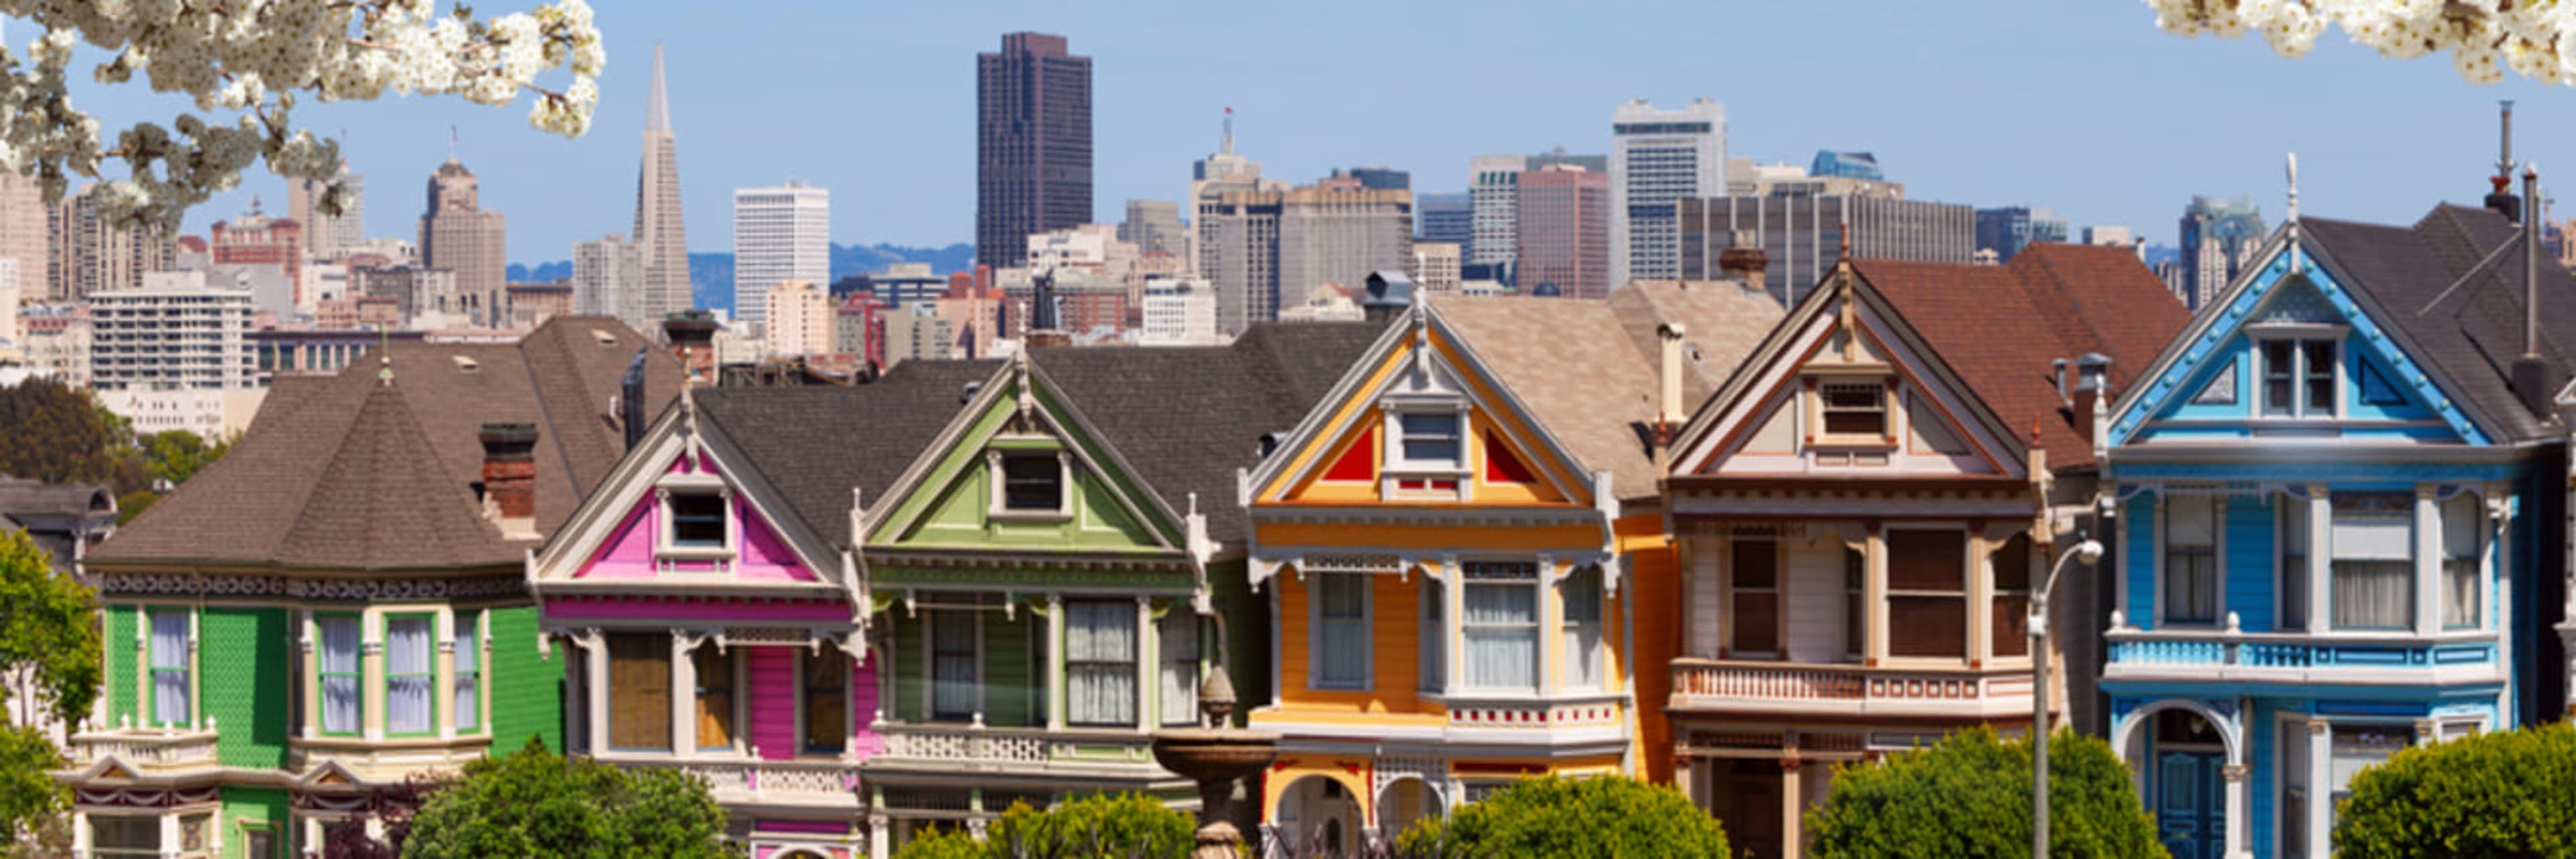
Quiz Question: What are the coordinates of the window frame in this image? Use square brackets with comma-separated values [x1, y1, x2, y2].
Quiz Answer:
[692, 644, 735, 752]
[1381, 405, 1471, 501]
[1727, 538, 1783, 658]
[1063, 599, 1139, 728]
[604, 631, 674, 752]
[1815, 379, 1891, 443]
[2328, 492, 2416, 632]
[1842, 543, 1866, 661]
[1309, 572, 1374, 691]
[926, 607, 983, 722]
[2253, 332, 2344, 419]
[987, 444, 1073, 521]
[1459, 560, 1542, 693]
[654, 475, 737, 562]
[2158, 493, 2224, 627]
[146, 607, 191, 729]
[1561, 565, 1605, 690]
[1418, 575, 1446, 694]
[1157, 608, 1201, 726]
[2279, 494, 2311, 630]
[1990, 532, 2032, 660]
[453, 609, 482, 734]
[801, 648, 848, 754]
[315, 612, 364, 737]
[1883, 527, 1971, 661]
[2279, 715, 2311, 859]
[2440, 491, 2483, 630]
[382, 613, 438, 738]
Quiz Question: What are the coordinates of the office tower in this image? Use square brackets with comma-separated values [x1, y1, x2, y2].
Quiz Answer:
[1138, 276, 1219, 346]
[1199, 185, 1411, 334]
[1338, 166, 1410, 191]
[287, 163, 365, 258]
[2178, 195, 2265, 311]
[1468, 156, 1527, 270]
[1416, 192, 1472, 247]
[87, 270, 256, 391]
[1809, 151, 1884, 181]
[1610, 97, 1726, 286]
[210, 201, 305, 307]
[635, 42, 691, 325]
[2084, 225, 2137, 249]
[48, 184, 176, 300]
[1678, 195, 1975, 305]
[1530, 148, 1610, 173]
[1515, 164, 1611, 299]
[976, 32, 1092, 268]
[0, 172, 43, 318]
[1974, 205, 2069, 264]
[418, 158, 506, 322]
[1120, 199, 1187, 258]
[762, 279, 833, 356]
[732, 182, 830, 325]
[574, 233, 646, 329]
[1411, 242, 1461, 294]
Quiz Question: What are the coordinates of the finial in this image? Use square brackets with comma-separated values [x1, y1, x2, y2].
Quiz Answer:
[2029, 418, 2041, 446]
[2285, 152, 2300, 224]
[377, 356, 393, 387]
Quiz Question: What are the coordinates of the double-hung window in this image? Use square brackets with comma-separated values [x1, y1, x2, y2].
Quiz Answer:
[318, 615, 361, 735]
[453, 611, 481, 732]
[1843, 545, 1866, 660]
[1313, 574, 1370, 690]
[2260, 338, 2338, 417]
[666, 491, 727, 548]
[1990, 534, 2031, 658]
[999, 453, 1064, 513]
[804, 650, 846, 753]
[1397, 412, 1463, 466]
[148, 609, 189, 727]
[1418, 577, 1445, 693]
[1462, 562, 1539, 691]
[1562, 566, 1604, 689]
[385, 615, 434, 736]
[929, 610, 979, 720]
[1157, 611, 1199, 725]
[1886, 530, 1968, 659]
[2162, 495, 2220, 625]
[606, 632, 672, 750]
[2442, 493, 2481, 629]
[1819, 382, 1887, 438]
[1065, 600, 1137, 727]
[2330, 493, 2414, 629]
[694, 646, 733, 750]
[2280, 495, 2310, 629]
[1729, 540, 1780, 656]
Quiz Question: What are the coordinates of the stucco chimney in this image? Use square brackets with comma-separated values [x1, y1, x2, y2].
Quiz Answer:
[1657, 323, 1689, 449]
[478, 421, 539, 540]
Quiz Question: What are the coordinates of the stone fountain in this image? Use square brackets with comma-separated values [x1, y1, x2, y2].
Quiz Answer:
[1151, 670, 1280, 859]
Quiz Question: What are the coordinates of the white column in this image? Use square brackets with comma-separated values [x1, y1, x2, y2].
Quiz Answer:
[584, 635, 609, 754]
[2307, 486, 2331, 636]
[1779, 758, 1804, 859]
[2305, 719, 2331, 857]
[2414, 487, 2440, 636]
[1542, 556, 1562, 694]
[1134, 597, 1153, 733]
[2222, 761, 2249, 858]
[671, 633, 697, 756]
[1865, 528, 1887, 663]
[70, 811, 87, 856]
[1444, 556, 1466, 691]
[868, 813, 890, 859]
[1045, 595, 1065, 731]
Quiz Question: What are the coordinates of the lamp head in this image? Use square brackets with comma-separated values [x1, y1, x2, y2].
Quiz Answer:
[2074, 539, 2104, 566]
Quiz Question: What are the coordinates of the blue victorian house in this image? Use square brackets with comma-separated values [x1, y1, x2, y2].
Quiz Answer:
[2096, 184, 2570, 859]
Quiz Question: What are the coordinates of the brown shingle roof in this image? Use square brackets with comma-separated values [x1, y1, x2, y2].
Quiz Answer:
[1435, 281, 1785, 499]
[90, 317, 684, 570]
[1849, 244, 2191, 467]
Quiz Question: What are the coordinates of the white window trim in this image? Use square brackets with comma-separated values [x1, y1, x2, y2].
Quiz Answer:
[1806, 374, 1898, 450]
[1559, 565, 1607, 691]
[1308, 571, 1375, 691]
[2153, 492, 2228, 629]
[1880, 525, 1974, 664]
[1381, 403, 1471, 502]
[2325, 490, 2418, 634]
[653, 473, 737, 562]
[1062, 597, 1142, 727]
[2276, 713, 2313, 859]
[987, 448, 1075, 523]
[2251, 330, 2347, 421]
[2438, 489, 2487, 632]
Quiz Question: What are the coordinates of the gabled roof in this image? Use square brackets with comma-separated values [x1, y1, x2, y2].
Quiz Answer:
[90, 317, 686, 570]
[0, 475, 113, 521]
[693, 359, 1002, 550]
[1848, 244, 2190, 468]
[1434, 281, 1783, 499]
[2303, 205, 2575, 442]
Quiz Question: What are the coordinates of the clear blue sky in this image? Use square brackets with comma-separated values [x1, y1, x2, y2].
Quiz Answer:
[76, 0, 2576, 263]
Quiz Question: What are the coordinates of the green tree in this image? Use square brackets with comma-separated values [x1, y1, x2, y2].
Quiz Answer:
[139, 430, 231, 487]
[399, 739, 727, 859]
[1394, 775, 1727, 858]
[0, 724, 70, 856]
[894, 793, 1197, 859]
[0, 529, 100, 729]
[2334, 722, 2576, 858]
[1805, 726, 2157, 858]
[0, 378, 125, 489]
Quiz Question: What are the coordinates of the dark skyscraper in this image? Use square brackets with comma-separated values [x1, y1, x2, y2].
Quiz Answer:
[977, 32, 1092, 269]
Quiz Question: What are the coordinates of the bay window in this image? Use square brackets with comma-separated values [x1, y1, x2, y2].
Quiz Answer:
[1886, 530, 1967, 659]
[2330, 493, 2413, 630]
[1729, 540, 1780, 656]
[1990, 534, 2031, 658]
[385, 615, 433, 736]
[606, 632, 672, 751]
[1313, 573, 1370, 690]
[2442, 493, 2481, 629]
[1462, 562, 1539, 691]
[2163, 495, 2220, 625]
[1065, 600, 1137, 726]
[453, 611, 481, 732]
[148, 609, 189, 727]
[1158, 611, 1199, 725]
[1562, 566, 1604, 689]
[1418, 577, 1444, 693]
[317, 614, 361, 735]
[804, 650, 846, 753]
[929, 610, 979, 720]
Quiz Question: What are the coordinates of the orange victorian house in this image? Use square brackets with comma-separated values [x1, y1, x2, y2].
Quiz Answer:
[1240, 279, 1778, 853]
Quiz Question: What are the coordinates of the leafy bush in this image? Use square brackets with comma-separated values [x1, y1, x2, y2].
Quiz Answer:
[892, 792, 1197, 859]
[1806, 726, 2157, 858]
[1393, 775, 1727, 858]
[400, 739, 727, 858]
[2334, 721, 2576, 858]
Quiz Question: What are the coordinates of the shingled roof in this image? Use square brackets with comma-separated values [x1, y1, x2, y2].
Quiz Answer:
[90, 317, 686, 571]
[1848, 243, 2192, 468]
[1434, 281, 1785, 500]
[2303, 205, 2575, 442]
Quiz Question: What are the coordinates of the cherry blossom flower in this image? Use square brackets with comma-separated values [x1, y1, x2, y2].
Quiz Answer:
[2147, 0, 2576, 87]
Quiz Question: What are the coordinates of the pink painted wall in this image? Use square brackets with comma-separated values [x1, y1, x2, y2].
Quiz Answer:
[541, 597, 852, 622]
[851, 657, 883, 760]
[575, 453, 818, 582]
[749, 648, 798, 760]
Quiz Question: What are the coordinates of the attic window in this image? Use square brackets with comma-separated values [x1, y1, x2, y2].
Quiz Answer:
[1819, 382, 1888, 437]
[667, 493, 727, 548]
[590, 330, 618, 346]
[994, 451, 1067, 516]
[451, 355, 479, 373]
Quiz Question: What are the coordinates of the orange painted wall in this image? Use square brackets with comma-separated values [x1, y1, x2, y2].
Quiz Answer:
[1618, 513, 1680, 784]
[1274, 566, 1433, 715]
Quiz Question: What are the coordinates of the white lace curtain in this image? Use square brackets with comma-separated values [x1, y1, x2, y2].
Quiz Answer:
[930, 611, 978, 719]
[1066, 601, 1136, 725]
[1317, 574, 1368, 687]
[150, 611, 189, 727]
[1157, 612, 1198, 725]
[453, 613, 480, 731]
[319, 616, 361, 734]
[386, 617, 433, 734]
[1463, 583, 1536, 691]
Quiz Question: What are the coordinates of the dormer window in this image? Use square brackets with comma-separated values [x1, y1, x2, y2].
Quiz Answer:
[667, 493, 727, 548]
[1381, 407, 1470, 501]
[2259, 338, 2338, 418]
[1819, 383, 1886, 436]
[653, 471, 736, 562]
[987, 445, 1073, 519]
[1396, 412, 1463, 468]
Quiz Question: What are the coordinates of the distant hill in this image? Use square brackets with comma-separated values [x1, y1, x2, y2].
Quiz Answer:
[513, 242, 973, 317]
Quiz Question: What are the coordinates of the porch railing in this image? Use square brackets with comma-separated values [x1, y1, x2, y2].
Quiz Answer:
[2104, 629, 2499, 675]
[66, 727, 221, 770]
[867, 721, 1159, 770]
[1668, 659, 2033, 714]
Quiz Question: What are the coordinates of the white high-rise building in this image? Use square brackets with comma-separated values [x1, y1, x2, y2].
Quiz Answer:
[1610, 97, 1726, 286]
[1138, 276, 1220, 346]
[1467, 155, 1526, 269]
[731, 182, 830, 327]
[87, 270, 256, 392]
[574, 233, 646, 330]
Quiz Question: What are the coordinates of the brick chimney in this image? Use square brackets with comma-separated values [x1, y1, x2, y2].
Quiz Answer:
[1718, 230, 1768, 298]
[478, 421, 539, 539]
[662, 309, 720, 387]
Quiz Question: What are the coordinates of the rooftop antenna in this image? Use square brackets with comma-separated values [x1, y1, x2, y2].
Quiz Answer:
[2485, 101, 2520, 219]
[1221, 107, 1233, 156]
[447, 125, 458, 162]
[2286, 152, 2302, 273]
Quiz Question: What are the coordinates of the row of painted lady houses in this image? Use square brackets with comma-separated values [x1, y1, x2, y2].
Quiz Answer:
[56, 179, 2575, 859]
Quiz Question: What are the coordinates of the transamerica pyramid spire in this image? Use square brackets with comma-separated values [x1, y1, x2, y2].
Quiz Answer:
[631, 42, 689, 335]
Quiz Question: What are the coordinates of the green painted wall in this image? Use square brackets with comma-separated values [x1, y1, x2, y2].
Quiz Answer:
[486, 605, 561, 754]
[219, 786, 288, 859]
[199, 607, 288, 768]
[1210, 559, 1265, 729]
[105, 604, 138, 727]
[985, 612, 1034, 727]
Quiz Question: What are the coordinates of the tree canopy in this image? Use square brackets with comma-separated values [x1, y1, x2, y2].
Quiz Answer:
[894, 793, 1197, 859]
[1393, 775, 1729, 858]
[0, 378, 133, 490]
[398, 739, 728, 859]
[0, 528, 99, 731]
[2334, 722, 2576, 858]
[1805, 726, 2158, 858]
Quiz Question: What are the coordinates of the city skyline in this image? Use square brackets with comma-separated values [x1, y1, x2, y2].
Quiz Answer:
[56, 1, 2576, 264]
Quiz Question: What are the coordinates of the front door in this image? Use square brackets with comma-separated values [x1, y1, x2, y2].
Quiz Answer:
[2155, 750, 2224, 859]
[1713, 758, 1783, 859]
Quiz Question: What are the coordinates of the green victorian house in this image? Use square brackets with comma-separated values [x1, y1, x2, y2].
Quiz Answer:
[65, 318, 680, 858]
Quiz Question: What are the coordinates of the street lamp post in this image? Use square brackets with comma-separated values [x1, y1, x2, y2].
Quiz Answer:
[2031, 538, 2104, 859]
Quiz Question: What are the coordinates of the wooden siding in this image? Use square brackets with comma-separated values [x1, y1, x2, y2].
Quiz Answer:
[1275, 569, 1428, 715]
[747, 648, 796, 760]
